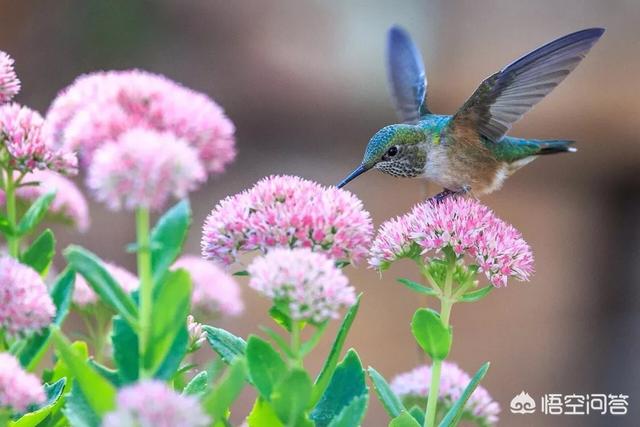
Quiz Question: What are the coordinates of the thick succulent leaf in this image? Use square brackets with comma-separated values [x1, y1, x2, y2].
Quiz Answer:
[50, 328, 116, 416]
[367, 366, 405, 418]
[150, 199, 191, 284]
[311, 294, 361, 406]
[20, 228, 55, 276]
[203, 325, 246, 364]
[310, 349, 368, 427]
[246, 336, 287, 400]
[64, 245, 138, 327]
[411, 308, 451, 360]
[438, 362, 490, 427]
[17, 192, 55, 236]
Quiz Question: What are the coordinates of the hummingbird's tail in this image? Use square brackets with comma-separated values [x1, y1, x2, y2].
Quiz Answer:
[535, 139, 576, 155]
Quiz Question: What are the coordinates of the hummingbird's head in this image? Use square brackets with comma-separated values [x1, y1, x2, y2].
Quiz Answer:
[337, 124, 426, 188]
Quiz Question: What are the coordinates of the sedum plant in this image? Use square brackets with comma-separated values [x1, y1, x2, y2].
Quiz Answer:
[0, 44, 537, 427]
[366, 197, 533, 427]
[201, 175, 374, 427]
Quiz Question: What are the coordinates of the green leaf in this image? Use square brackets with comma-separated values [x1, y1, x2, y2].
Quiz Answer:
[64, 245, 138, 327]
[150, 199, 191, 284]
[11, 378, 66, 427]
[397, 278, 439, 296]
[259, 326, 294, 358]
[183, 371, 209, 395]
[310, 349, 368, 427]
[411, 308, 451, 360]
[389, 411, 421, 427]
[311, 294, 361, 406]
[17, 191, 55, 236]
[154, 324, 188, 380]
[111, 315, 139, 384]
[247, 399, 284, 427]
[87, 360, 121, 386]
[20, 228, 55, 276]
[326, 395, 368, 427]
[202, 359, 247, 422]
[268, 305, 292, 332]
[50, 328, 116, 416]
[50, 341, 88, 384]
[203, 325, 246, 364]
[43, 342, 85, 426]
[63, 381, 100, 427]
[246, 335, 287, 400]
[438, 362, 490, 427]
[459, 286, 493, 303]
[143, 269, 191, 375]
[18, 268, 75, 370]
[271, 369, 312, 425]
[408, 406, 424, 425]
[368, 366, 405, 418]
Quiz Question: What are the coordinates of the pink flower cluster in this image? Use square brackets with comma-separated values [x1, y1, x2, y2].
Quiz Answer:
[73, 262, 138, 307]
[248, 248, 356, 323]
[86, 129, 205, 211]
[173, 255, 243, 317]
[201, 175, 373, 265]
[44, 69, 235, 173]
[0, 51, 20, 103]
[102, 380, 210, 427]
[0, 170, 89, 232]
[0, 256, 55, 335]
[390, 362, 500, 425]
[369, 197, 534, 287]
[0, 103, 77, 174]
[0, 353, 45, 412]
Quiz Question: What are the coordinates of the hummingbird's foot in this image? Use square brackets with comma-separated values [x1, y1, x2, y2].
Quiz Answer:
[430, 188, 458, 204]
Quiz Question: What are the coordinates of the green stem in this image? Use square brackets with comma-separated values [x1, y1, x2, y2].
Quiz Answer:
[290, 321, 303, 368]
[5, 169, 19, 257]
[424, 254, 456, 427]
[136, 207, 153, 378]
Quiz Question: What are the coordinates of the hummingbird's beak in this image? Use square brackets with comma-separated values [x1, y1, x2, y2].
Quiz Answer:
[337, 164, 370, 188]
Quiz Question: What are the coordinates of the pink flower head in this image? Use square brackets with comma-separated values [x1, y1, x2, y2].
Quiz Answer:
[201, 175, 373, 265]
[86, 128, 205, 211]
[73, 262, 138, 307]
[0, 51, 20, 103]
[0, 353, 45, 412]
[0, 103, 77, 174]
[369, 197, 534, 287]
[173, 255, 243, 317]
[102, 379, 210, 427]
[44, 70, 235, 172]
[391, 362, 500, 425]
[0, 170, 89, 232]
[0, 256, 55, 336]
[247, 248, 356, 323]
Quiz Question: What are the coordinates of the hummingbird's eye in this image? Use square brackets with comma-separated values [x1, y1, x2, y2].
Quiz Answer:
[386, 146, 399, 157]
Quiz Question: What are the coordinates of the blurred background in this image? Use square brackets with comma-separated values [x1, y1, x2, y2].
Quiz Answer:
[1, 0, 639, 425]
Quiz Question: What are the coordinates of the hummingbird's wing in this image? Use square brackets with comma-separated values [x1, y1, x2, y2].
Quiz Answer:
[449, 28, 604, 142]
[386, 26, 429, 124]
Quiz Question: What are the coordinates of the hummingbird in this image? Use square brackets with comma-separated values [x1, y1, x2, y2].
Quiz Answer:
[337, 26, 605, 200]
